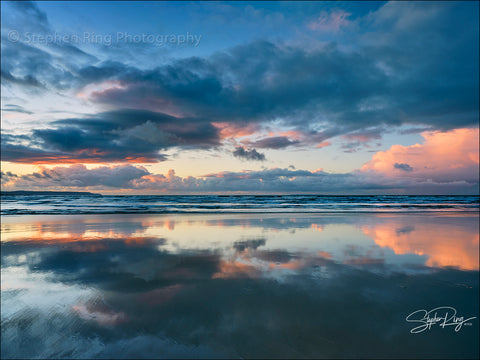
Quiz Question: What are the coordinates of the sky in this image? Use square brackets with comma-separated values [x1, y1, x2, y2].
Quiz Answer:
[1, 0, 479, 194]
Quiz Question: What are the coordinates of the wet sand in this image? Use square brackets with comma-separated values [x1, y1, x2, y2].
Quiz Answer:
[1, 213, 479, 358]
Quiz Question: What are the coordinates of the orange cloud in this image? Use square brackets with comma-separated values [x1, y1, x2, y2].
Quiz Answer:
[9, 154, 158, 165]
[361, 128, 479, 183]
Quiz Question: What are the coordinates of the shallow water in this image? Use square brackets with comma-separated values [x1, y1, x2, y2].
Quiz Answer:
[1, 213, 479, 358]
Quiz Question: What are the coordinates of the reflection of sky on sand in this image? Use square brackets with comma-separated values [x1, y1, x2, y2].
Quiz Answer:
[361, 216, 479, 270]
[1, 213, 479, 358]
[3, 213, 476, 272]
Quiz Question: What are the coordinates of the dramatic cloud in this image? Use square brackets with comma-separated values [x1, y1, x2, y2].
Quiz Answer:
[362, 128, 479, 184]
[1, 1, 478, 194]
[1, 109, 221, 163]
[3, 148, 479, 194]
[232, 146, 266, 161]
[3, 2, 478, 140]
[2, 126, 479, 194]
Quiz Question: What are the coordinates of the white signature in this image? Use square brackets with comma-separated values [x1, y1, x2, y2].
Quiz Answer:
[406, 306, 477, 334]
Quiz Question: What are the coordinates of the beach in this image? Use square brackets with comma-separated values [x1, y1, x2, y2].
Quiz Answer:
[1, 211, 478, 358]
[2, 1, 479, 358]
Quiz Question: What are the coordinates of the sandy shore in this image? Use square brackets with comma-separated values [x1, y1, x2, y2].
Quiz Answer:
[1, 212, 479, 358]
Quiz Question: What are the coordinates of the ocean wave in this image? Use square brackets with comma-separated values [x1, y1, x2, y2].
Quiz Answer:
[1, 194, 478, 215]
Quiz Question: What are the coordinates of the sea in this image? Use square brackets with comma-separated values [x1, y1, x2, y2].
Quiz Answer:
[1, 193, 478, 215]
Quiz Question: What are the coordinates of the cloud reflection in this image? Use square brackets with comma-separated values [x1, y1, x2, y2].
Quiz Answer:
[361, 216, 479, 270]
[1, 213, 479, 358]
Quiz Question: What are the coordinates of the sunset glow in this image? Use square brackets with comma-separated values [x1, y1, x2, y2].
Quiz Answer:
[1, 1, 478, 194]
[1, 2, 479, 359]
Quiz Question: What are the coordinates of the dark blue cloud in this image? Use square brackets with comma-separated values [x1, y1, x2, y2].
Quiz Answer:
[69, 2, 478, 133]
[4, 2, 478, 132]
[1, 109, 221, 163]
[232, 147, 266, 161]
[249, 136, 301, 149]
[1, 1, 478, 168]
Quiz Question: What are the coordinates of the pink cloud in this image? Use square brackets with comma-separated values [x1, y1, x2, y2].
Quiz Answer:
[361, 128, 479, 184]
[3, 128, 478, 194]
[362, 221, 479, 270]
